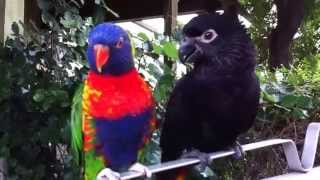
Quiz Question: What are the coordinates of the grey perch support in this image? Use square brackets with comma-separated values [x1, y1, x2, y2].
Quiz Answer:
[0, 158, 7, 180]
[100, 122, 320, 180]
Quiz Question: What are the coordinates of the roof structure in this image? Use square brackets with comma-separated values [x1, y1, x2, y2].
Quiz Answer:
[1, 0, 222, 42]
[80, 0, 221, 21]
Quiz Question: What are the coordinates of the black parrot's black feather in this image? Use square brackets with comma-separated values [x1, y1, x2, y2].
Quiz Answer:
[160, 13, 260, 162]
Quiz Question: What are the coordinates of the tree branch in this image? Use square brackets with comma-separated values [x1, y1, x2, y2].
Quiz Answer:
[268, 0, 304, 69]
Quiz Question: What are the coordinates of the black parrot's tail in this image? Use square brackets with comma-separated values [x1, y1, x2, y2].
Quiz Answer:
[156, 167, 189, 180]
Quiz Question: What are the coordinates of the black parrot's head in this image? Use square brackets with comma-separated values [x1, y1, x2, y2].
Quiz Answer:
[179, 13, 246, 65]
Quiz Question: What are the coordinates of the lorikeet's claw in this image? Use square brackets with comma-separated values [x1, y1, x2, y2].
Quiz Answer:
[97, 168, 121, 180]
[181, 149, 211, 172]
[232, 141, 247, 161]
[129, 163, 152, 179]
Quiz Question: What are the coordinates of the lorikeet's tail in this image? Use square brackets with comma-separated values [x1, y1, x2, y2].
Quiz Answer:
[70, 83, 84, 165]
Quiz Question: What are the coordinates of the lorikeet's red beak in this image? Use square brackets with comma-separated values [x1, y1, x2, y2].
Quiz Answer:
[94, 44, 110, 73]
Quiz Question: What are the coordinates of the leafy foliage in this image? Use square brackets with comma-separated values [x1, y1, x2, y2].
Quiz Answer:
[257, 59, 320, 124]
[0, 25, 75, 179]
[240, 0, 274, 65]
[0, 0, 106, 179]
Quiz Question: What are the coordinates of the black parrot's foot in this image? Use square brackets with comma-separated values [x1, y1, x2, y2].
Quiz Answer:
[181, 149, 211, 172]
[231, 141, 247, 161]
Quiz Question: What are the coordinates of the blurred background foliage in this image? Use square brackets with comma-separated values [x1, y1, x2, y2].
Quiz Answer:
[0, 0, 320, 179]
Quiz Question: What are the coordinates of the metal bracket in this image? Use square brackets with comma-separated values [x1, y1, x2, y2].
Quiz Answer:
[283, 122, 320, 172]
[0, 158, 7, 180]
[99, 122, 320, 179]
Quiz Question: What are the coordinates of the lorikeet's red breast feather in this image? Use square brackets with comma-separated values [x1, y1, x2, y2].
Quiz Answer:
[85, 69, 154, 120]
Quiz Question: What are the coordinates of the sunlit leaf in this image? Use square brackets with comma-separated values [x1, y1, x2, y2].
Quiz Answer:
[163, 41, 178, 59]
[138, 32, 149, 41]
[152, 43, 162, 55]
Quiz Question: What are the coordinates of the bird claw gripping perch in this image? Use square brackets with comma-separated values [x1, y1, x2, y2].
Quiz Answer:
[97, 168, 121, 180]
[232, 141, 247, 161]
[129, 163, 152, 180]
[181, 149, 212, 172]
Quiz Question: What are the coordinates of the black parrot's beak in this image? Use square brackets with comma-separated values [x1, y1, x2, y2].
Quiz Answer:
[179, 38, 203, 64]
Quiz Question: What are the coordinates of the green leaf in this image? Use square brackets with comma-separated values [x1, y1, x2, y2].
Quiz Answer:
[152, 43, 162, 55]
[292, 108, 309, 119]
[33, 89, 46, 102]
[262, 91, 277, 103]
[61, 101, 70, 107]
[60, 11, 83, 29]
[296, 96, 313, 109]
[50, 89, 69, 99]
[42, 99, 53, 111]
[281, 94, 298, 108]
[154, 72, 174, 102]
[138, 32, 149, 41]
[163, 41, 178, 60]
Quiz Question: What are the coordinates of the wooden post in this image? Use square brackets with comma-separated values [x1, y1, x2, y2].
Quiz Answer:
[164, 0, 178, 36]
[0, 0, 24, 42]
[163, 0, 178, 68]
[0, 0, 5, 43]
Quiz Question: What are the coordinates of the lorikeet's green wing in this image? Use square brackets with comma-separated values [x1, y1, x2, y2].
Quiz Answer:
[71, 83, 105, 180]
[71, 83, 84, 165]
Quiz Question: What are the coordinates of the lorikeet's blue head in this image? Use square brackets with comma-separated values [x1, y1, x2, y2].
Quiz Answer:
[87, 23, 134, 75]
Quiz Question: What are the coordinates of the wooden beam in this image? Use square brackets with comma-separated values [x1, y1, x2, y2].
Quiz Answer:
[133, 21, 160, 34]
[0, 0, 5, 43]
[163, 0, 178, 68]
[164, 0, 178, 36]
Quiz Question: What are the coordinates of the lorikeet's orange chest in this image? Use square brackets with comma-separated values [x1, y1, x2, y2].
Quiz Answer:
[84, 69, 153, 120]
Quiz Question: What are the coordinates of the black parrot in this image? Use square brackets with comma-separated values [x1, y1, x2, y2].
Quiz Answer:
[160, 12, 260, 169]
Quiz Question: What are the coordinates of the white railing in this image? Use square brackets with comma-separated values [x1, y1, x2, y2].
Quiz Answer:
[117, 122, 320, 180]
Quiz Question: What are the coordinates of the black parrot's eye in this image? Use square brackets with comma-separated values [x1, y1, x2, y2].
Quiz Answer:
[116, 37, 124, 48]
[200, 29, 218, 43]
[204, 32, 213, 40]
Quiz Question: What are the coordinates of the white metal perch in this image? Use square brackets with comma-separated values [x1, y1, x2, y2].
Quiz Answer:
[100, 122, 320, 180]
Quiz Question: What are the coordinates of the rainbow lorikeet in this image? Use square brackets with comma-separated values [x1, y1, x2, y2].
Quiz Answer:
[71, 23, 157, 180]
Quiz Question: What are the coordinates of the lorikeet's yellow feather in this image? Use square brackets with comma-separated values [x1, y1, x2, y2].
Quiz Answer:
[82, 81, 105, 179]
[82, 80, 96, 152]
[127, 32, 136, 57]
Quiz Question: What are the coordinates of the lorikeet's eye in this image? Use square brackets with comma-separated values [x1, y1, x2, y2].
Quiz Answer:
[116, 37, 124, 48]
[200, 29, 218, 43]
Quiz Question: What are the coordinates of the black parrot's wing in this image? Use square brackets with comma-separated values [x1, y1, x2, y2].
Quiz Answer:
[160, 78, 190, 162]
